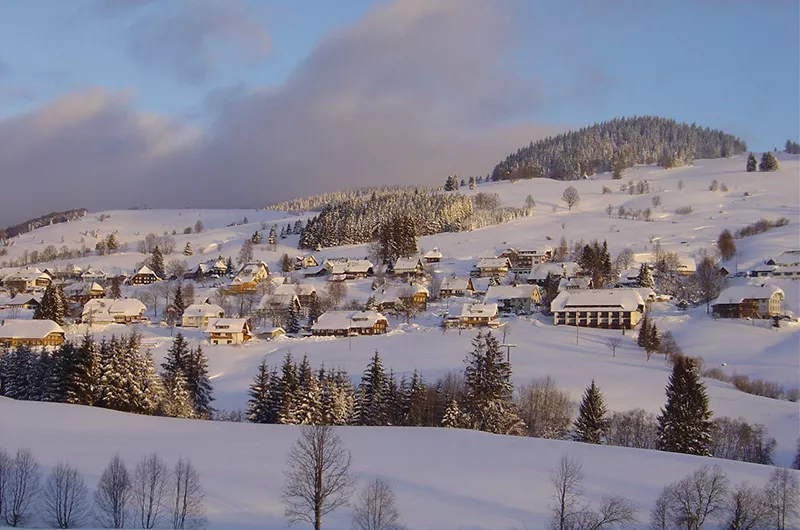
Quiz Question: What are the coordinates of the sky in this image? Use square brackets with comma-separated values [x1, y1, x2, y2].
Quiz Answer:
[0, 0, 797, 227]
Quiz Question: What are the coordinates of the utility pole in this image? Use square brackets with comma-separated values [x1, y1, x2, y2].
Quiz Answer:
[501, 343, 517, 364]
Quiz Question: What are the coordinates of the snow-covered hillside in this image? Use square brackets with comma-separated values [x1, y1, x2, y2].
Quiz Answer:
[1, 154, 799, 527]
[0, 397, 786, 530]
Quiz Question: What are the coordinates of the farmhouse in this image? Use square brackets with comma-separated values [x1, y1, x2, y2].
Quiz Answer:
[274, 283, 317, 306]
[765, 250, 800, 267]
[255, 326, 286, 341]
[309, 259, 375, 280]
[392, 257, 425, 278]
[0, 319, 65, 348]
[551, 289, 645, 329]
[498, 247, 553, 273]
[473, 258, 511, 277]
[375, 284, 429, 311]
[0, 293, 42, 310]
[675, 256, 696, 277]
[81, 268, 108, 283]
[227, 261, 270, 293]
[712, 285, 785, 319]
[311, 310, 388, 337]
[128, 266, 161, 285]
[527, 262, 582, 286]
[484, 285, 541, 315]
[439, 277, 474, 298]
[205, 318, 252, 345]
[450, 303, 500, 328]
[181, 303, 225, 328]
[3, 267, 52, 293]
[186, 258, 228, 280]
[558, 277, 593, 291]
[423, 248, 443, 264]
[294, 255, 319, 269]
[260, 292, 301, 313]
[65, 282, 105, 304]
[82, 298, 147, 324]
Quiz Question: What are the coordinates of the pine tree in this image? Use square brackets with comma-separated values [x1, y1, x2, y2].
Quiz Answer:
[384, 371, 404, 426]
[356, 350, 388, 426]
[278, 352, 299, 424]
[759, 151, 779, 172]
[183, 242, 193, 256]
[647, 323, 661, 360]
[637, 315, 650, 349]
[657, 356, 713, 456]
[746, 152, 757, 172]
[637, 263, 655, 289]
[106, 233, 119, 252]
[286, 300, 301, 334]
[185, 345, 214, 418]
[573, 380, 608, 444]
[295, 366, 322, 425]
[225, 256, 234, 274]
[0, 345, 37, 400]
[280, 253, 293, 273]
[151, 246, 165, 279]
[268, 226, 277, 248]
[109, 276, 122, 299]
[251, 231, 262, 244]
[247, 360, 273, 423]
[463, 331, 524, 435]
[163, 369, 194, 418]
[161, 333, 190, 387]
[97, 336, 136, 412]
[33, 283, 66, 325]
[307, 295, 323, 326]
[404, 370, 428, 427]
[442, 398, 464, 428]
[64, 333, 99, 406]
[173, 284, 186, 318]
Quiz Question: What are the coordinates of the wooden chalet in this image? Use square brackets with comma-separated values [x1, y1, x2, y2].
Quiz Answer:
[484, 284, 541, 315]
[422, 248, 443, 264]
[498, 247, 553, 273]
[376, 284, 429, 311]
[3, 267, 52, 293]
[205, 318, 252, 345]
[439, 277, 474, 298]
[81, 268, 108, 283]
[712, 285, 785, 319]
[0, 293, 42, 310]
[294, 255, 319, 269]
[311, 310, 388, 337]
[226, 261, 270, 293]
[128, 266, 161, 285]
[473, 258, 512, 278]
[527, 262, 582, 286]
[0, 319, 65, 348]
[82, 298, 147, 324]
[445, 303, 500, 328]
[274, 283, 317, 306]
[181, 303, 225, 328]
[65, 282, 105, 304]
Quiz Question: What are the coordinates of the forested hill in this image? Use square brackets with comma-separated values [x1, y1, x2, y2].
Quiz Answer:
[491, 116, 747, 182]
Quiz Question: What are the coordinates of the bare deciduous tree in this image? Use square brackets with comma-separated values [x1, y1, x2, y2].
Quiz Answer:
[607, 409, 659, 450]
[570, 494, 638, 530]
[326, 282, 348, 308]
[166, 259, 189, 279]
[606, 337, 622, 357]
[650, 465, 729, 530]
[0, 447, 9, 522]
[516, 377, 573, 439]
[169, 458, 207, 530]
[723, 481, 770, 530]
[764, 467, 799, 530]
[694, 255, 726, 314]
[95, 454, 132, 529]
[42, 462, 90, 529]
[351, 476, 403, 530]
[5, 448, 41, 527]
[549, 455, 585, 530]
[562, 187, 580, 211]
[283, 425, 356, 530]
[134, 453, 170, 529]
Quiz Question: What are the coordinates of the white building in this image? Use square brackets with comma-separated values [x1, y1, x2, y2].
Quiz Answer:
[551, 289, 645, 329]
[181, 303, 225, 328]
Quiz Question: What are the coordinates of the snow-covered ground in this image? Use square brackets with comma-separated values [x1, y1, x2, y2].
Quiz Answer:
[1, 153, 799, 527]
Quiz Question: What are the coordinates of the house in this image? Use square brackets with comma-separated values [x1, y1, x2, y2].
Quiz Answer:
[3, 267, 52, 293]
[498, 247, 553, 273]
[423, 248, 443, 264]
[447, 303, 500, 328]
[128, 266, 161, 285]
[181, 303, 225, 328]
[551, 289, 645, 329]
[260, 293, 301, 315]
[205, 318, 252, 345]
[470, 278, 492, 297]
[439, 277, 474, 298]
[318, 259, 374, 280]
[81, 268, 107, 283]
[770, 265, 800, 279]
[0, 319, 66, 348]
[675, 257, 696, 277]
[0, 293, 41, 310]
[82, 298, 147, 324]
[484, 285, 541, 315]
[294, 255, 319, 269]
[765, 250, 800, 267]
[227, 261, 270, 293]
[558, 277, 593, 292]
[617, 268, 641, 287]
[526, 262, 582, 286]
[255, 326, 286, 340]
[274, 283, 317, 306]
[311, 310, 388, 337]
[376, 284, 429, 311]
[473, 258, 512, 277]
[65, 282, 105, 304]
[392, 257, 425, 278]
[712, 285, 785, 319]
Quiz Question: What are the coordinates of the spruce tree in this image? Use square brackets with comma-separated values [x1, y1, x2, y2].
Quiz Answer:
[637, 315, 650, 349]
[637, 263, 655, 289]
[109, 276, 122, 299]
[163, 369, 194, 418]
[173, 284, 186, 318]
[657, 356, 713, 456]
[247, 360, 273, 423]
[286, 300, 301, 334]
[307, 295, 323, 326]
[759, 151, 779, 172]
[106, 233, 119, 252]
[185, 345, 214, 418]
[278, 352, 299, 424]
[251, 231, 262, 245]
[384, 370, 404, 426]
[161, 333, 190, 387]
[573, 380, 608, 444]
[356, 350, 388, 426]
[65, 333, 99, 406]
[405, 370, 428, 426]
[647, 323, 661, 360]
[183, 242, 193, 256]
[34, 283, 66, 325]
[746, 153, 757, 172]
[268, 226, 277, 248]
[151, 246, 165, 279]
[442, 398, 463, 428]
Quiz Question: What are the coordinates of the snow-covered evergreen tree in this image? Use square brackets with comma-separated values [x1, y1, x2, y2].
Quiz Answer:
[759, 151, 779, 172]
[356, 350, 388, 426]
[33, 283, 66, 325]
[746, 153, 757, 172]
[267, 226, 277, 248]
[637, 315, 650, 349]
[573, 380, 608, 444]
[637, 263, 655, 289]
[163, 368, 194, 418]
[286, 300, 301, 334]
[173, 284, 186, 318]
[151, 246, 165, 279]
[307, 295, 323, 326]
[183, 242, 193, 256]
[64, 333, 99, 406]
[161, 333, 190, 387]
[247, 360, 274, 424]
[442, 398, 464, 428]
[404, 370, 428, 427]
[278, 352, 299, 424]
[185, 345, 214, 418]
[657, 356, 713, 456]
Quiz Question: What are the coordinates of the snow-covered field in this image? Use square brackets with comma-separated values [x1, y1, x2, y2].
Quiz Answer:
[1, 153, 799, 528]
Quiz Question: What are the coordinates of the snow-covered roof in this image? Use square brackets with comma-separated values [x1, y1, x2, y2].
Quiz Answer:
[260, 293, 299, 308]
[82, 268, 107, 278]
[770, 250, 800, 266]
[632, 287, 657, 301]
[376, 284, 429, 304]
[551, 289, 645, 313]
[527, 262, 581, 281]
[66, 282, 104, 295]
[515, 246, 553, 257]
[0, 319, 65, 339]
[440, 277, 472, 292]
[713, 285, 785, 305]
[476, 258, 511, 269]
[558, 277, 592, 290]
[3, 267, 50, 283]
[675, 256, 696, 272]
[484, 285, 538, 304]
[205, 318, 249, 333]
[394, 257, 423, 272]
[0, 293, 41, 307]
[460, 303, 498, 319]
[83, 298, 146, 317]
[423, 248, 443, 259]
[183, 303, 224, 318]
[470, 278, 492, 292]
[312, 310, 387, 331]
[274, 283, 316, 297]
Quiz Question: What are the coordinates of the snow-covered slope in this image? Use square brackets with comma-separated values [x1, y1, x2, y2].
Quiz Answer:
[0, 397, 786, 530]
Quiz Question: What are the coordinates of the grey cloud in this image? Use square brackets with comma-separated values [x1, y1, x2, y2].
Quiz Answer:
[0, 0, 561, 227]
[119, 0, 270, 84]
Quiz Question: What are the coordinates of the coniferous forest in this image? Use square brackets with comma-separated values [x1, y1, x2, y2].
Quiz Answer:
[491, 116, 747, 181]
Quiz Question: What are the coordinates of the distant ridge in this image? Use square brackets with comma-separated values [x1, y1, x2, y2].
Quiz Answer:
[1, 208, 87, 240]
[491, 116, 746, 182]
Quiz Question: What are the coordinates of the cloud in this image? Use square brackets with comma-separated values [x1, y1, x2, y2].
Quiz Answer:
[0, 0, 560, 227]
[105, 0, 270, 84]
